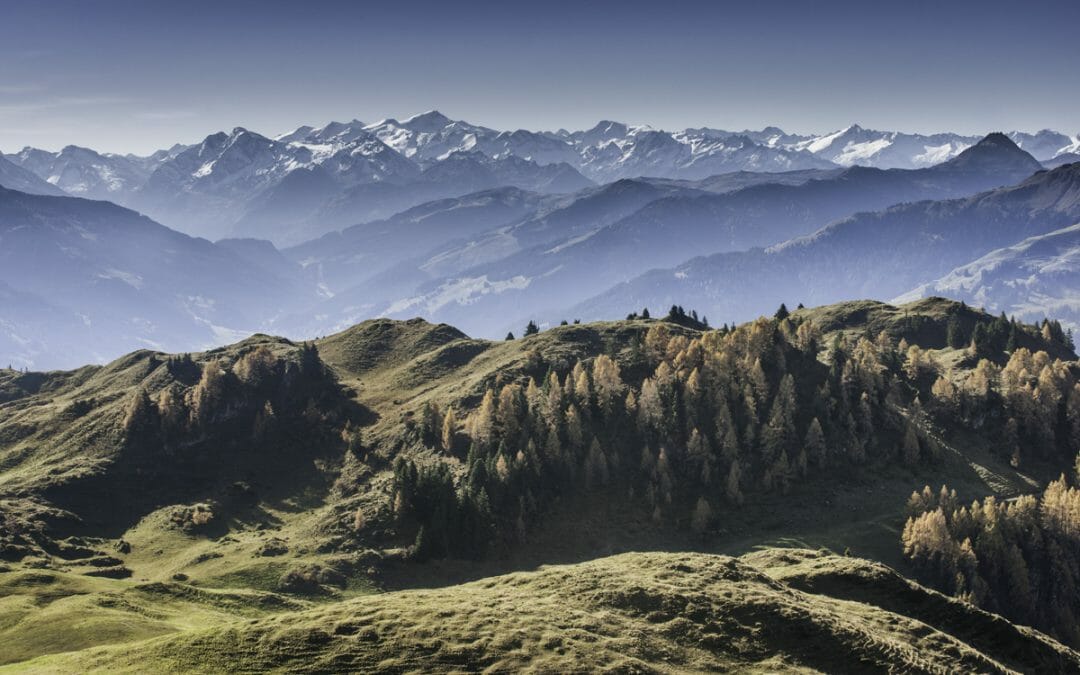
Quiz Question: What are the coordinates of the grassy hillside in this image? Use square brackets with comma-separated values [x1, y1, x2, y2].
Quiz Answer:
[2, 297, 1079, 669]
[10, 549, 1078, 673]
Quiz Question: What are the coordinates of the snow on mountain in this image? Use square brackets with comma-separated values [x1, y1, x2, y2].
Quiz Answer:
[0, 154, 67, 196]
[474, 129, 582, 166]
[133, 125, 422, 239]
[1007, 130, 1076, 161]
[791, 124, 978, 169]
[11, 113, 1078, 244]
[8, 145, 151, 201]
[364, 110, 493, 163]
[896, 222, 1080, 328]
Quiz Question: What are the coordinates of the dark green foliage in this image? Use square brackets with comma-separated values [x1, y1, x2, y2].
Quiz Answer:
[664, 305, 708, 330]
[393, 458, 494, 560]
[524, 321, 540, 336]
[904, 476, 1080, 646]
[394, 311, 959, 561]
[946, 317, 967, 349]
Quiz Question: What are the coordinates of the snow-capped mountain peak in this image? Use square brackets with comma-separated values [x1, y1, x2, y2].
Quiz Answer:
[400, 110, 453, 131]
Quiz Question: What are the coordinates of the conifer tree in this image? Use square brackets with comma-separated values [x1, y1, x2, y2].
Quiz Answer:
[804, 417, 826, 468]
[441, 407, 458, 452]
[470, 389, 497, 451]
[902, 422, 921, 464]
[761, 374, 796, 462]
[585, 438, 609, 486]
[123, 387, 159, 443]
[691, 496, 712, 534]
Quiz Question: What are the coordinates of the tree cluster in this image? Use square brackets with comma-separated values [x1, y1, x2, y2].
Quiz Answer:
[122, 344, 344, 463]
[903, 475, 1080, 646]
[394, 314, 943, 559]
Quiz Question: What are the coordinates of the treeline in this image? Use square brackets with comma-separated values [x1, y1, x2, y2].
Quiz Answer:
[392, 313, 956, 559]
[903, 475, 1080, 646]
[122, 343, 344, 460]
[923, 346, 1080, 468]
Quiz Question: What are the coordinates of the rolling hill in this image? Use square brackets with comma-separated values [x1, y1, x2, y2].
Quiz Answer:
[3, 298, 1080, 670]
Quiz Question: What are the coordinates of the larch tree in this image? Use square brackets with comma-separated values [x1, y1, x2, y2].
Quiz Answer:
[691, 496, 712, 534]
[804, 417, 826, 468]
[441, 406, 458, 452]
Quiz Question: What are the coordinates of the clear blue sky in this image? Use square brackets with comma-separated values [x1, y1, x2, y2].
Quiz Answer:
[1, 0, 1077, 154]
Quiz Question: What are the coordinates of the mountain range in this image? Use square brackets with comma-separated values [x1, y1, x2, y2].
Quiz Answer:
[572, 158, 1080, 330]
[342, 133, 1048, 337]
[0, 186, 316, 369]
[9, 110, 1080, 672]
[3, 113, 1077, 245]
[2, 117, 1080, 369]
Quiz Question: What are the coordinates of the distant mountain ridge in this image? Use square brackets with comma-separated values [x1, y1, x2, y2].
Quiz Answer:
[1, 133, 1061, 368]
[0, 186, 317, 369]
[4, 113, 1076, 243]
[569, 161, 1080, 331]
[321, 133, 1045, 338]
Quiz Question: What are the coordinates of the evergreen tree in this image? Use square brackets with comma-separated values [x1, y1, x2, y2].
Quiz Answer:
[123, 387, 159, 444]
[761, 374, 797, 462]
[902, 422, 921, 464]
[946, 317, 966, 349]
[691, 496, 712, 534]
[804, 417, 826, 468]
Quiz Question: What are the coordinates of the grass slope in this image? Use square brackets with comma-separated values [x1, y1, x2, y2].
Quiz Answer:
[10, 549, 1077, 673]
[0, 297, 1076, 670]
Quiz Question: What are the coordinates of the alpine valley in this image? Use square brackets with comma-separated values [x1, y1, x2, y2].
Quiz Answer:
[7, 110, 1080, 673]
[2, 114, 1079, 371]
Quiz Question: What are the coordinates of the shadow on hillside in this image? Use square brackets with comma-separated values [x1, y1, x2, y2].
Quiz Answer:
[378, 445, 1049, 592]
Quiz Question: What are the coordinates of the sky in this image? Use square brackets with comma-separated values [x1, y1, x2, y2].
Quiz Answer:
[0, 0, 1077, 155]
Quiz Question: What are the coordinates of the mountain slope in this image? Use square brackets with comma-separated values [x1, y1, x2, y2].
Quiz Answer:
[2, 300, 1080, 670]
[0, 186, 315, 369]
[8, 145, 150, 201]
[13, 549, 1076, 673]
[361, 134, 1044, 337]
[897, 221, 1080, 327]
[571, 161, 1080, 330]
[0, 154, 66, 196]
[285, 186, 557, 294]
